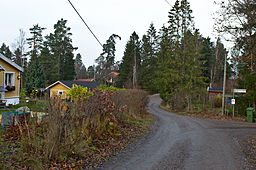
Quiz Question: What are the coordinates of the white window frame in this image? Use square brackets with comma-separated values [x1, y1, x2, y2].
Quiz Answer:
[58, 90, 64, 96]
[4, 72, 15, 87]
[0, 92, 5, 99]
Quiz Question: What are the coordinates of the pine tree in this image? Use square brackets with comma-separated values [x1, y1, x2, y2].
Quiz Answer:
[39, 19, 77, 83]
[95, 34, 121, 82]
[26, 24, 45, 62]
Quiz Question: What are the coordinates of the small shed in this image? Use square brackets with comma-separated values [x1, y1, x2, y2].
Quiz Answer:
[45, 80, 100, 99]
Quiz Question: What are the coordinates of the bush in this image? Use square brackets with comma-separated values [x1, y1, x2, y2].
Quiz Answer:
[6, 89, 148, 168]
[66, 84, 93, 102]
[97, 84, 125, 91]
[213, 94, 222, 108]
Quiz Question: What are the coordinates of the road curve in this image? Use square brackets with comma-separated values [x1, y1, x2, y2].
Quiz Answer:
[100, 94, 256, 170]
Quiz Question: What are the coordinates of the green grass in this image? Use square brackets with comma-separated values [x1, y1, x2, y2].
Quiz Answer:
[0, 99, 48, 114]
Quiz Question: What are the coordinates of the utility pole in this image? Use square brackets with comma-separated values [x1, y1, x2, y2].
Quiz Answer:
[133, 47, 137, 89]
[222, 53, 227, 116]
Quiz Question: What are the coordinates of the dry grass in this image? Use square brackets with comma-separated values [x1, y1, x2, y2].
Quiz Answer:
[0, 89, 149, 169]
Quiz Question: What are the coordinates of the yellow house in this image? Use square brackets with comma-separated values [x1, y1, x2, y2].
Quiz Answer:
[45, 80, 100, 99]
[0, 53, 24, 106]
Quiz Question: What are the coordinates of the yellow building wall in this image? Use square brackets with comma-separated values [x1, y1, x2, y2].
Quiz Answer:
[50, 83, 70, 99]
[0, 59, 20, 98]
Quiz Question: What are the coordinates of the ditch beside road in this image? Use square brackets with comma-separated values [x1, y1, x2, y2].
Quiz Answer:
[100, 94, 256, 170]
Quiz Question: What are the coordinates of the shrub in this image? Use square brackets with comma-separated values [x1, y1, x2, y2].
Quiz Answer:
[213, 93, 222, 108]
[97, 84, 125, 91]
[66, 84, 93, 102]
[6, 89, 148, 168]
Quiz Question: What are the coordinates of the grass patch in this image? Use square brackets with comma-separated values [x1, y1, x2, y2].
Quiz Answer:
[0, 99, 47, 114]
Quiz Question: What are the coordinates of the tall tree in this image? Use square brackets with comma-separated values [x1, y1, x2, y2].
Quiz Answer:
[74, 53, 86, 79]
[25, 57, 45, 93]
[12, 29, 27, 67]
[25, 25, 46, 91]
[140, 23, 159, 92]
[95, 34, 121, 82]
[215, 0, 256, 109]
[26, 24, 45, 62]
[155, 0, 207, 111]
[117, 32, 141, 88]
[87, 65, 95, 79]
[39, 19, 77, 83]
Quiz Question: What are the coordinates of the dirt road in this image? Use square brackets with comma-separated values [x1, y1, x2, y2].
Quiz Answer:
[100, 94, 256, 170]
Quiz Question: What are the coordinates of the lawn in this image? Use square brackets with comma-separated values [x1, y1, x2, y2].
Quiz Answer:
[0, 99, 47, 114]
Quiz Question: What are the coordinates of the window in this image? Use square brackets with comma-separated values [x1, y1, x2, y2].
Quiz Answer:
[58, 90, 63, 96]
[5, 72, 15, 87]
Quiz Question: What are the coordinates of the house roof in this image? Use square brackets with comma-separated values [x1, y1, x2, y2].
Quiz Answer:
[207, 87, 223, 93]
[45, 80, 100, 90]
[109, 72, 120, 77]
[75, 79, 94, 82]
[0, 53, 23, 72]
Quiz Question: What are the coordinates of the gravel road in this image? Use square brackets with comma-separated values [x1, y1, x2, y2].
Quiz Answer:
[100, 94, 256, 170]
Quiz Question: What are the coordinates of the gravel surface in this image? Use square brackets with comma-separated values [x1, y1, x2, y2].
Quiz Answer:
[99, 94, 256, 170]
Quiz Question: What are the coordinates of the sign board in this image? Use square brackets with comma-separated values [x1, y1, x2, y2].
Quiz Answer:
[231, 99, 235, 105]
[233, 89, 246, 93]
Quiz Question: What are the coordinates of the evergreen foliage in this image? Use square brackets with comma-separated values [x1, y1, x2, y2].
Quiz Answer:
[26, 24, 45, 62]
[25, 58, 45, 93]
[140, 23, 159, 93]
[39, 19, 77, 84]
[0, 43, 13, 59]
[117, 32, 141, 88]
[95, 34, 121, 82]
[74, 53, 87, 79]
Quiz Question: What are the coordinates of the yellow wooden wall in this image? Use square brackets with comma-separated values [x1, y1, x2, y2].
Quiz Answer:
[0, 60, 20, 98]
[50, 83, 70, 99]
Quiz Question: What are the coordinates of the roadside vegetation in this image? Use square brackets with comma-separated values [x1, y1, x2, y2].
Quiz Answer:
[0, 87, 153, 169]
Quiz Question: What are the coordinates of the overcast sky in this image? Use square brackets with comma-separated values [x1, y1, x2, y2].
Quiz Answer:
[0, 0, 221, 67]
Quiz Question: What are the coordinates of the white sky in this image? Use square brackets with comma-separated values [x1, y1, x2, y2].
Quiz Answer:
[0, 0, 221, 68]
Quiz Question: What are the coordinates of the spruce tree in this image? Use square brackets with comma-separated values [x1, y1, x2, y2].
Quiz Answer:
[74, 53, 86, 79]
[117, 32, 140, 88]
[140, 23, 159, 92]
[25, 58, 45, 93]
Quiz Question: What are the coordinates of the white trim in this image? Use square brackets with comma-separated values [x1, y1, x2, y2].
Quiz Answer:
[18, 72, 21, 96]
[0, 53, 23, 72]
[4, 72, 15, 87]
[58, 90, 64, 96]
[0, 64, 6, 71]
[45, 81, 71, 90]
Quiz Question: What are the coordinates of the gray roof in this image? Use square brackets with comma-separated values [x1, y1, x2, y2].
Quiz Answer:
[59, 80, 100, 89]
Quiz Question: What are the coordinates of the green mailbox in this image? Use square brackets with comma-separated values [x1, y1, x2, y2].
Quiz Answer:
[247, 107, 255, 123]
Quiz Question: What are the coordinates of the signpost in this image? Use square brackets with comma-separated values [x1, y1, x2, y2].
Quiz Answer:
[233, 89, 246, 93]
[232, 89, 246, 117]
[231, 99, 235, 105]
